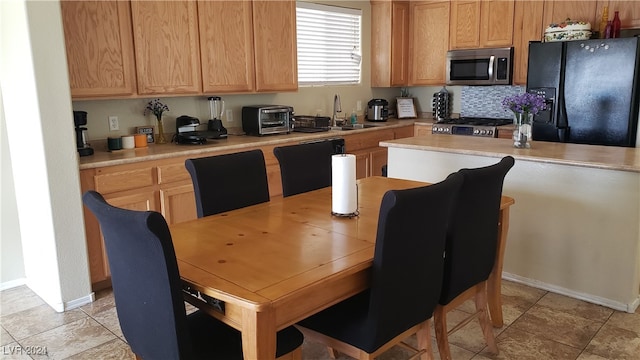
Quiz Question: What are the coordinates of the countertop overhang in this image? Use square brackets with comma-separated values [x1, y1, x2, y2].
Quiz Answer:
[380, 134, 640, 173]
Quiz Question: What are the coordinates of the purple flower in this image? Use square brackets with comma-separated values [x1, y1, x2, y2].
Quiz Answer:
[502, 93, 546, 115]
[144, 99, 169, 119]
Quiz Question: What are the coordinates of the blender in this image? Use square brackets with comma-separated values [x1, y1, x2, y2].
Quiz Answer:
[207, 96, 227, 138]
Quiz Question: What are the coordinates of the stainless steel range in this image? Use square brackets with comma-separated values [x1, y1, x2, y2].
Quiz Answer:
[432, 117, 512, 138]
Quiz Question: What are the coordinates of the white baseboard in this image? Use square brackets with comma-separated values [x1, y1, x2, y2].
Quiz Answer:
[503, 272, 640, 313]
[0, 277, 26, 291]
[64, 292, 95, 311]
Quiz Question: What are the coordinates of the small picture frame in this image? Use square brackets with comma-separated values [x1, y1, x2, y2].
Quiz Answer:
[396, 97, 417, 119]
[137, 126, 155, 144]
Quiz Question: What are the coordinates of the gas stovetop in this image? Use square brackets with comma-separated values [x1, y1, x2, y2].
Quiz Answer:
[432, 117, 512, 137]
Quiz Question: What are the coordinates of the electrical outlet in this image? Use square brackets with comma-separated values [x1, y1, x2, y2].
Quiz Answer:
[356, 100, 362, 111]
[108, 116, 119, 131]
[225, 109, 233, 123]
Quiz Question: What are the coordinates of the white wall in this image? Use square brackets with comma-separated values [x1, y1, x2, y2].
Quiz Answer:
[0, 88, 26, 288]
[1, 0, 92, 311]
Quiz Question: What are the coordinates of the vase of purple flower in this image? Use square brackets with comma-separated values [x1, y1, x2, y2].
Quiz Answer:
[502, 92, 546, 148]
[144, 99, 169, 144]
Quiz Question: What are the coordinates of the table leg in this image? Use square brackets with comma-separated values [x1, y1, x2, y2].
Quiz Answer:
[488, 207, 510, 328]
[241, 307, 277, 360]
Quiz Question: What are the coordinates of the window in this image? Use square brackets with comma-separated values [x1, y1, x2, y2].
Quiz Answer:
[296, 2, 362, 86]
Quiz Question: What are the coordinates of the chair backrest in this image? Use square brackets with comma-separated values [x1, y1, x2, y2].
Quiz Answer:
[185, 149, 270, 217]
[439, 156, 515, 305]
[363, 173, 463, 350]
[82, 191, 192, 360]
[273, 141, 334, 197]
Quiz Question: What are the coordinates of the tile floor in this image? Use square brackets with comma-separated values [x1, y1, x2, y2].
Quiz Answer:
[1, 280, 639, 359]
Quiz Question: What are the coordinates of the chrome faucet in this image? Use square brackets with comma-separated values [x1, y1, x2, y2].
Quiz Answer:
[332, 94, 342, 126]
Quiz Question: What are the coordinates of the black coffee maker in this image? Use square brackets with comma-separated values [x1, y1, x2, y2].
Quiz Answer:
[73, 111, 94, 156]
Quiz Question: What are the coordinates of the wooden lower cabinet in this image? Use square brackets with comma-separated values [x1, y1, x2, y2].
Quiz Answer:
[81, 126, 414, 289]
[160, 183, 197, 225]
[354, 147, 389, 179]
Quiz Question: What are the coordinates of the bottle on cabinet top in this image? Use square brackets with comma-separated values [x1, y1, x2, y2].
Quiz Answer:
[612, 11, 621, 38]
[600, 5, 609, 39]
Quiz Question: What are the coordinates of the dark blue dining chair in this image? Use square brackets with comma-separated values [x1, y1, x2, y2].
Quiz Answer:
[434, 156, 515, 360]
[82, 191, 303, 360]
[273, 140, 335, 197]
[296, 173, 463, 359]
[185, 149, 270, 217]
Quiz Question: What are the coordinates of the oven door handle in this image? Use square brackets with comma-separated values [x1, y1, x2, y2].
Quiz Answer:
[488, 55, 495, 81]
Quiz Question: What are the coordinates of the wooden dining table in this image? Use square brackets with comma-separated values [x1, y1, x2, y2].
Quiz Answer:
[170, 176, 515, 360]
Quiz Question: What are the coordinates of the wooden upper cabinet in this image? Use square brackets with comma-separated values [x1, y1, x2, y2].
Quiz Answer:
[542, 1, 598, 30]
[597, 1, 640, 30]
[60, 1, 136, 98]
[513, 1, 545, 85]
[480, 0, 515, 47]
[198, 1, 255, 93]
[450, 0, 481, 49]
[390, 2, 410, 86]
[371, 1, 393, 87]
[131, 1, 202, 95]
[371, 1, 410, 87]
[450, 0, 514, 49]
[252, 0, 298, 92]
[409, 1, 451, 85]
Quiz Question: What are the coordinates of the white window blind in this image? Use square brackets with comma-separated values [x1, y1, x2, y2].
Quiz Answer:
[296, 2, 362, 85]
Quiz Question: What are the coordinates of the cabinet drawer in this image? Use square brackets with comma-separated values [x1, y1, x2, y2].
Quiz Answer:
[94, 167, 154, 194]
[345, 129, 394, 151]
[157, 163, 191, 184]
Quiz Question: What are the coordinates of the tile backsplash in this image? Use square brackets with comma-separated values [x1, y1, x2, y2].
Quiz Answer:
[461, 85, 524, 119]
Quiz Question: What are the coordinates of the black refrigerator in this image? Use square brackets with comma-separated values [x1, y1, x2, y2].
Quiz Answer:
[526, 37, 640, 147]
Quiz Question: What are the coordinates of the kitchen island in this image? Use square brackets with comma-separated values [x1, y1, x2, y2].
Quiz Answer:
[380, 135, 640, 313]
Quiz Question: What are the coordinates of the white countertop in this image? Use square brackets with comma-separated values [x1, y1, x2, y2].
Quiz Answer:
[380, 134, 640, 173]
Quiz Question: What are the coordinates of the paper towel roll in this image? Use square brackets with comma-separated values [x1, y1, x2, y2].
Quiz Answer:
[332, 154, 357, 215]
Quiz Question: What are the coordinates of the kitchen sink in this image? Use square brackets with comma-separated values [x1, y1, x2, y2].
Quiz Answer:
[336, 124, 379, 131]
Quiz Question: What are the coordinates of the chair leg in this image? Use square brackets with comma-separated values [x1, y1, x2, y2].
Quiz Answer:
[416, 319, 435, 360]
[475, 282, 498, 355]
[433, 306, 452, 360]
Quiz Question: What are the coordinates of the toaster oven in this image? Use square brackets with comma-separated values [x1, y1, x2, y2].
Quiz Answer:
[242, 105, 293, 136]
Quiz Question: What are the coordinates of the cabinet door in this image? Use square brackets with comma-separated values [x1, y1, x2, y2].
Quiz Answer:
[543, 1, 598, 30]
[160, 183, 197, 225]
[409, 1, 451, 85]
[513, 1, 545, 85]
[131, 1, 202, 94]
[371, 1, 409, 87]
[479, 0, 515, 47]
[371, 1, 393, 87]
[390, 2, 410, 86]
[198, 1, 255, 93]
[598, 1, 640, 29]
[450, 0, 481, 49]
[61, 1, 136, 98]
[353, 150, 370, 179]
[252, 0, 298, 92]
[370, 148, 388, 177]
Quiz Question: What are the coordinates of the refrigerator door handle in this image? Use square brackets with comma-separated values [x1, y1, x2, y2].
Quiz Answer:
[488, 56, 495, 81]
[556, 88, 569, 141]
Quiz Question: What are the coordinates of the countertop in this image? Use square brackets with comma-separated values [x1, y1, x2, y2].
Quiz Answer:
[79, 119, 426, 170]
[380, 134, 640, 173]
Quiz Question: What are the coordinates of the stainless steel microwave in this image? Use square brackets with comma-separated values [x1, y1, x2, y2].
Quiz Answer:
[446, 47, 513, 85]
